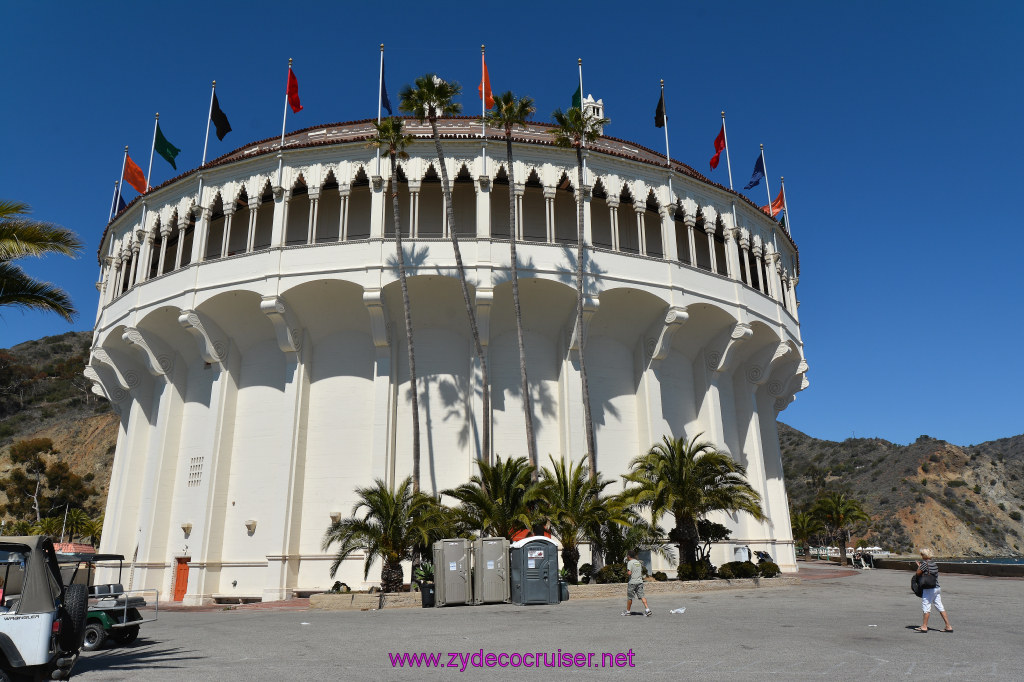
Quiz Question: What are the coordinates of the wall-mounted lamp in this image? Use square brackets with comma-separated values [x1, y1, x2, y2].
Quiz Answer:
[244, 519, 257, 535]
[329, 512, 342, 524]
[181, 522, 192, 536]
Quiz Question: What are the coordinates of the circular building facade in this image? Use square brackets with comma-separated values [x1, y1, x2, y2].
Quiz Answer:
[89, 115, 807, 603]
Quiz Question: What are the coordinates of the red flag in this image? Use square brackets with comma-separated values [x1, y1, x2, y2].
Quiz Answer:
[709, 125, 726, 171]
[124, 153, 147, 194]
[478, 57, 494, 109]
[287, 67, 303, 113]
[761, 188, 786, 217]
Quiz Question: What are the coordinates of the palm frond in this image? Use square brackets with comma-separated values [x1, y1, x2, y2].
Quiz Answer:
[0, 261, 77, 321]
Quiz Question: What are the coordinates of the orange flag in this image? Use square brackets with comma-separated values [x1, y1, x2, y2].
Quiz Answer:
[124, 153, 147, 194]
[478, 57, 494, 109]
[761, 187, 785, 217]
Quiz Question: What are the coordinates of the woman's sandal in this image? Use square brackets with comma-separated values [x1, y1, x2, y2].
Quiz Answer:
[943, 628, 954, 632]
[913, 627, 928, 633]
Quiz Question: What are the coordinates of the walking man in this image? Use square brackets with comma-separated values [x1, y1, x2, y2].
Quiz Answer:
[622, 550, 652, 617]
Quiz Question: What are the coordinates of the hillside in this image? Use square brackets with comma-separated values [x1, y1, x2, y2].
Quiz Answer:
[2, 333, 1022, 557]
[0, 331, 116, 520]
[780, 424, 1024, 556]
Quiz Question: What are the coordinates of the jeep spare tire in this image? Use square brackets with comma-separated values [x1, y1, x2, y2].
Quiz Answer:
[60, 584, 89, 651]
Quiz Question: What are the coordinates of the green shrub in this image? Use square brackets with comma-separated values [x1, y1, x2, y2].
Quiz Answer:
[718, 561, 759, 579]
[652, 571, 668, 582]
[677, 559, 715, 581]
[947, 480, 967, 488]
[717, 563, 734, 579]
[1009, 511, 1022, 522]
[595, 563, 628, 584]
[758, 561, 781, 578]
[578, 563, 593, 584]
[973, 484, 982, 494]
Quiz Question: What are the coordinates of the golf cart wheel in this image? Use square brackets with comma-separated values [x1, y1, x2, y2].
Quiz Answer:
[82, 623, 107, 651]
[113, 626, 139, 645]
[60, 584, 89, 651]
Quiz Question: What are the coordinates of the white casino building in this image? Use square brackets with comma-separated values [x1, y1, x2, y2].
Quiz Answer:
[89, 106, 808, 603]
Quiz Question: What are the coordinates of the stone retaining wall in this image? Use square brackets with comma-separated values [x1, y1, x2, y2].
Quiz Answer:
[872, 559, 1024, 578]
[309, 576, 800, 611]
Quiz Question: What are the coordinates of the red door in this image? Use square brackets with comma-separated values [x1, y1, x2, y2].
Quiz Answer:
[173, 558, 190, 601]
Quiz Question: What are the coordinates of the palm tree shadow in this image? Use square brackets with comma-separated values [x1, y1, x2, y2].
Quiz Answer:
[384, 243, 431, 278]
[500, 377, 557, 436]
[75, 639, 203, 673]
[437, 373, 480, 456]
[491, 254, 538, 286]
[554, 246, 607, 297]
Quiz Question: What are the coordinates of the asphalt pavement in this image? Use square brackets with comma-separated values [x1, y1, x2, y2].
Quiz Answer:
[71, 563, 1024, 680]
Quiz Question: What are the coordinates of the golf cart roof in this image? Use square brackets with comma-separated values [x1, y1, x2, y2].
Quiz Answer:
[0, 536, 47, 553]
[55, 553, 125, 564]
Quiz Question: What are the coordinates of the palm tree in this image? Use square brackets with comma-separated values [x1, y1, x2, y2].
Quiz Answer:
[368, 118, 423, 492]
[0, 200, 83, 321]
[65, 508, 91, 542]
[442, 455, 540, 540]
[812, 492, 869, 567]
[623, 434, 765, 567]
[548, 107, 608, 478]
[321, 477, 446, 592]
[34, 516, 62, 537]
[790, 509, 823, 559]
[538, 455, 625, 582]
[400, 75, 491, 462]
[83, 515, 104, 548]
[485, 91, 538, 473]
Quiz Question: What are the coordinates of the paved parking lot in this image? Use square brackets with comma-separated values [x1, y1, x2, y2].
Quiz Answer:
[72, 564, 1024, 680]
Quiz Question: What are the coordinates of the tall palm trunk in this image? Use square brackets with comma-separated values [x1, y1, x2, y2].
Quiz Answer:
[390, 151, 421, 492]
[381, 559, 404, 593]
[573, 146, 596, 476]
[504, 132, 538, 475]
[428, 114, 490, 461]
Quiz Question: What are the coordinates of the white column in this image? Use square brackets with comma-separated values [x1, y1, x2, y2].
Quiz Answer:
[684, 215, 697, 266]
[270, 188, 287, 246]
[307, 194, 319, 244]
[246, 197, 259, 252]
[127, 243, 140, 289]
[739, 234, 750, 286]
[476, 178, 491, 239]
[723, 228, 741, 280]
[156, 229, 170, 277]
[543, 187, 556, 243]
[754, 245, 767, 294]
[704, 223, 717, 273]
[661, 208, 678, 262]
[634, 206, 646, 256]
[338, 186, 350, 242]
[514, 186, 524, 241]
[174, 219, 188, 270]
[191, 208, 210, 264]
[607, 198, 619, 251]
[221, 207, 235, 258]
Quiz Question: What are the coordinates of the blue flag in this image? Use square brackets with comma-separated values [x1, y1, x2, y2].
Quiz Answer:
[744, 154, 765, 190]
[115, 192, 127, 215]
[381, 64, 392, 116]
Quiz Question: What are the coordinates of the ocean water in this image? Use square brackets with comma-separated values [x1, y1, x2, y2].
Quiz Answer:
[942, 557, 1024, 565]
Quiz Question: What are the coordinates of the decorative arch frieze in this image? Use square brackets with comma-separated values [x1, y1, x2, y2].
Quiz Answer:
[91, 347, 141, 391]
[744, 341, 794, 385]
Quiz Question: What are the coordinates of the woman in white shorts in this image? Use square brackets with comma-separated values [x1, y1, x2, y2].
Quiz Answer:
[914, 547, 953, 633]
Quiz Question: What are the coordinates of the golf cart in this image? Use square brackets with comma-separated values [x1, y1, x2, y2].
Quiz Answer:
[56, 554, 157, 652]
[0, 536, 88, 681]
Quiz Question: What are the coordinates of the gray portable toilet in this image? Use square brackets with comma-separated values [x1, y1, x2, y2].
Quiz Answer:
[509, 536, 560, 605]
[433, 538, 471, 606]
[472, 537, 510, 604]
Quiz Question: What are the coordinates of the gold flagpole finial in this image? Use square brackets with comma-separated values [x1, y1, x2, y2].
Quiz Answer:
[721, 111, 725, 118]
[760, 143, 764, 150]
[380, 43, 384, 51]
[124, 145, 128, 152]
[212, 80, 216, 87]
[481, 44, 485, 53]
[781, 176, 785, 182]
[155, 112, 159, 120]
[578, 58, 582, 65]
[660, 78, 664, 87]
[288, 57, 293, 66]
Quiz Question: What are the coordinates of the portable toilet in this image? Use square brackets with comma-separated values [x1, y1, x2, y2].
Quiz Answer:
[473, 537, 510, 604]
[509, 536, 560, 605]
[433, 538, 471, 606]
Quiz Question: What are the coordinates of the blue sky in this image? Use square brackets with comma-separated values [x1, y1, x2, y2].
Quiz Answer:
[2, 2, 1021, 445]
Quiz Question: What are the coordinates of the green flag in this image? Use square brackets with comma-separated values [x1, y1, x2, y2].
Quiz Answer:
[154, 123, 181, 170]
[571, 85, 581, 109]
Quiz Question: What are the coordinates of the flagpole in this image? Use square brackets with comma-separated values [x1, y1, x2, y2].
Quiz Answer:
[278, 58, 292, 189]
[145, 113, 159, 192]
[481, 45, 487, 177]
[780, 176, 792, 236]
[113, 146, 128, 220]
[660, 79, 673, 201]
[721, 111, 734, 191]
[108, 182, 119, 223]
[199, 80, 216, 205]
[376, 45, 384, 177]
[578, 58, 587, 186]
[760, 144, 773, 213]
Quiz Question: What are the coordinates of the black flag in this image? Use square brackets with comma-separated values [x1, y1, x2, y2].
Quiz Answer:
[211, 93, 232, 141]
[654, 91, 666, 128]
